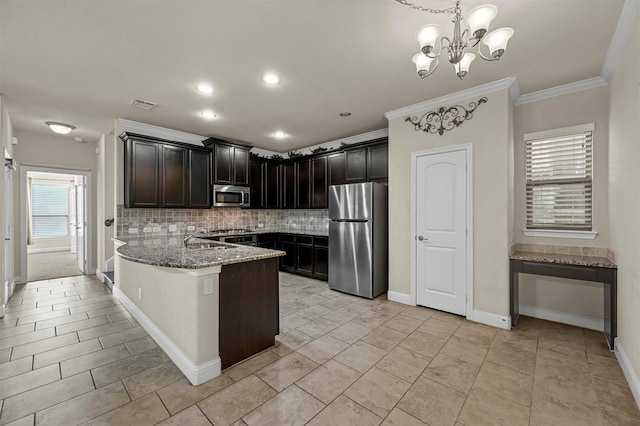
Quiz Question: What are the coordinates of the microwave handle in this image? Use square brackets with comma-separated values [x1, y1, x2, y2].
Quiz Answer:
[240, 190, 246, 207]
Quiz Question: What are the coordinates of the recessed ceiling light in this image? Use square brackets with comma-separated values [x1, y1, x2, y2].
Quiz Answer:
[339, 112, 352, 117]
[45, 121, 76, 135]
[272, 131, 287, 139]
[200, 111, 217, 119]
[196, 83, 214, 94]
[262, 73, 280, 85]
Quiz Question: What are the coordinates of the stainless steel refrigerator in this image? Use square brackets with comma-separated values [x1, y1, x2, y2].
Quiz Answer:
[329, 182, 388, 299]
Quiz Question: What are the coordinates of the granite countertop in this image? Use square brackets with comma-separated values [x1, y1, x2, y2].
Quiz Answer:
[115, 236, 285, 269]
[209, 228, 329, 237]
[509, 251, 617, 269]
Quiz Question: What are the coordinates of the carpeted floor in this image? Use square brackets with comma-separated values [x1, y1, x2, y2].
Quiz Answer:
[28, 250, 83, 282]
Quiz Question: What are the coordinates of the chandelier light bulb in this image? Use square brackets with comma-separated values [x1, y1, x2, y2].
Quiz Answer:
[455, 53, 476, 79]
[465, 4, 498, 39]
[412, 53, 436, 78]
[415, 25, 441, 55]
[483, 27, 514, 59]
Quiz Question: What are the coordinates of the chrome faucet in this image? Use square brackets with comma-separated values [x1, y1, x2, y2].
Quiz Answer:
[184, 228, 208, 247]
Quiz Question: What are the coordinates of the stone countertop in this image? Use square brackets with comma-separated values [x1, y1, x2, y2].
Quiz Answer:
[509, 251, 617, 269]
[208, 228, 329, 237]
[115, 236, 285, 269]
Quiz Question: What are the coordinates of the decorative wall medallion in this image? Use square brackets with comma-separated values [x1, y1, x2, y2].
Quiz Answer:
[405, 97, 487, 135]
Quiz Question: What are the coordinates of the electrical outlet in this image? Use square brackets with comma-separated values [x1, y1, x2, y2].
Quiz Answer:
[138, 288, 142, 299]
[187, 226, 195, 231]
[169, 224, 177, 232]
[204, 278, 214, 295]
[143, 227, 152, 233]
[257, 223, 264, 228]
[128, 228, 138, 234]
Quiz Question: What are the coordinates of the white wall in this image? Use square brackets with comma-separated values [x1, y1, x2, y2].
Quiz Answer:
[513, 86, 610, 323]
[608, 13, 640, 386]
[0, 96, 15, 308]
[388, 88, 513, 318]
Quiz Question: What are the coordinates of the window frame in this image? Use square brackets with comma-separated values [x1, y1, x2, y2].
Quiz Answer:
[30, 180, 72, 239]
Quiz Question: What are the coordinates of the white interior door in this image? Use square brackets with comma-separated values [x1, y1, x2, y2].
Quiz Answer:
[415, 149, 468, 316]
[69, 185, 77, 254]
[75, 178, 85, 273]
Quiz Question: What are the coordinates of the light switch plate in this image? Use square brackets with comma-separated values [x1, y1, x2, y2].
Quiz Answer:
[169, 224, 177, 232]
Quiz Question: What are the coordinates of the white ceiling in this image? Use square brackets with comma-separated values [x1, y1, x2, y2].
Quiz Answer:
[0, 0, 625, 151]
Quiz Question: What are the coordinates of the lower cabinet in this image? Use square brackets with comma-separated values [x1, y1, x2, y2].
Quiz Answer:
[277, 234, 329, 281]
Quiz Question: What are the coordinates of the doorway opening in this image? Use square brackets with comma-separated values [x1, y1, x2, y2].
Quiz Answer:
[20, 166, 93, 283]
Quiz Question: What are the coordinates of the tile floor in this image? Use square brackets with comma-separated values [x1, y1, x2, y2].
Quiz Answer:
[0, 273, 638, 425]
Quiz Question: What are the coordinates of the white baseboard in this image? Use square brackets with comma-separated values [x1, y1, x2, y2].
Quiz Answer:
[615, 338, 640, 409]
[468, 309, 511, 330]
[113, 287, 221, 385]
[27, 246, 71, 254]
[519, 304, 604, 331]
[387, 291, 415, 306]
[96, 269, 105, 283]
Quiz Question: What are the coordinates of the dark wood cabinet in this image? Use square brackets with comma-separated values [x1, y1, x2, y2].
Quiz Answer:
[296, 159, 311, 209]
[125, 139, 161, 208]
[249, 158, 264, 209]
[281, 163, 296, 209]
[277, 234, 328, 281]
[311, 156, 327, 208]
[234, 147, 249, 185]
[211, 141, 250, 186]
[345, 147, 368, 182]
[344, 140, 388, 183]
[162, 145, 188, 208]
[314, 236, 329, 280]
[279, 234, 297, 271]
[188, 150, 211, 208]
[264, 161, 280, 209]
[296, 235, 314, 274]
[328, 152, 346, 186]
[367, 142, 388, 181]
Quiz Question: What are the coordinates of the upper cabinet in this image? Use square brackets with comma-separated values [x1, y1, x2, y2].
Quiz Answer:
[207, 140, 249, 186]
[249, 158, 280, 209]
[344, 138, 388, 183]
[328, 152, 346, 186]
[121, 133, 212, 209]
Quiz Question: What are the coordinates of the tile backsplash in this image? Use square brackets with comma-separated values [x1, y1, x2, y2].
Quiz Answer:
[116, 205, 328, 237]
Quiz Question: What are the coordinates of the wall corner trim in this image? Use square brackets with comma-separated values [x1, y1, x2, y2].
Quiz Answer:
[384, 77, 518, 120]
[615, 337, 640, 409]
[600, 0, 640, 82]
[468, 309, 511, 330]
[387, 291, 415, 306]
[118, 119, 207, 146]
[113, 287, 222, 385]
[515, 77, 608, 105]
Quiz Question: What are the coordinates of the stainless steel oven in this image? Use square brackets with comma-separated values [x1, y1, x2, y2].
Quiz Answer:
[212, 184, 250, 207]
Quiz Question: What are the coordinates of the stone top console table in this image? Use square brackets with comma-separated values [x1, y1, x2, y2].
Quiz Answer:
[509, 244, 617, 350]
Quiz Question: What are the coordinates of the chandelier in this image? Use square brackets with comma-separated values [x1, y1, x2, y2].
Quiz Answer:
[396, 0, 514, 80]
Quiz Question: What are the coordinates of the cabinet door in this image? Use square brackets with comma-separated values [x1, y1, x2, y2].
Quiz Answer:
[128, 140, 161, 207]
[328, 152, 346, 186]
[264, 161, 280, 209]
[296, 159, 311, 209]
[279, 240, 296, 271]
[297, 243, 314, 275]
[234, 147, 250, 186]
[249, 159, 264, 208]
[311, 156, 327, 208]
[314, 246, 329, 280]
[367, 143, 388, 181]
[345, 148, 367, 182]
[189, 150, 212, 208]
[281, 163, 296, 209]
[214, 143, 233, 184]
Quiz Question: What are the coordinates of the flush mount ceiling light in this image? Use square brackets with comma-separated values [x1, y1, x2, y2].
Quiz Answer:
[272, 131, 287, 139]
[397, 0, 514, 80]
[262, 73, 280, 85]
[45, 121, 76, 135]
[196, 83, 214, 94]
[339, 112, 352, 117]
[200, 111, 217, 119]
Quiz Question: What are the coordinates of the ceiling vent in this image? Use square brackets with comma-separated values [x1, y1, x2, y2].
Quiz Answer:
[130, 99, 157, 110]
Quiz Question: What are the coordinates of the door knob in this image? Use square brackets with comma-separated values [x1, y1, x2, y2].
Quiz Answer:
[417, 235, 424, 241]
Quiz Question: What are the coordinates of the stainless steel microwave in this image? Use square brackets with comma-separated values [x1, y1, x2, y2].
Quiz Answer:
[213, 184, 250, 207]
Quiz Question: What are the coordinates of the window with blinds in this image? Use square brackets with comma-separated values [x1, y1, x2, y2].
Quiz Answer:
[525, 124, 594, 230]
[31, 183, 70, 238]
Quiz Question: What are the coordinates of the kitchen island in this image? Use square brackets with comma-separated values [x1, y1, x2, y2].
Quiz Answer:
[114, 236, 285, 385]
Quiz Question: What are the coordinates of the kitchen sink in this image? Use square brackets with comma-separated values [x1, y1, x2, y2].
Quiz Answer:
[186, 241, 232, 251]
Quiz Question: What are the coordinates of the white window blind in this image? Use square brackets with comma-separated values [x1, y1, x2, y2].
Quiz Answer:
[525, 125, 593, 230]
[31, 184, 69, 238]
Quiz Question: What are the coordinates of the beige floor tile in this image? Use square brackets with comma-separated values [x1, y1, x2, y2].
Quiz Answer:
[0, 328, 56, 351]
[297, 304, 335, 320]
[279, 314, 311, 333]
[0, 365, 60, 399]
[157, 374, 235, 415]
[33, 312, 89, 331]
[439, 335, 489, 366]
[422, 353, 480, 393]
[76, 319, 133, 341]
[197, 375, 277, 425]
[86, 304, 127, 318]
[417, 317, 459, 339]
[381, 408, 428, 426]
[98, 326, 147, 348]
[11, 332, 78, 360]
[361, 326, 407, 352]
[5, 302, 38, 313]
[399, 329, 447, 358]
[35, 381, 131, 426]
[432, 311, 465, 325]
[0, 371, 95, 425]
[296, 335, 349, 364]
[52, 297, 100, 311]
[327, 321, 371, 344]
[0, 348, 11, 363]
[321, 306, 362, 325]
[91, 346, 170, 388]
[376, 346, 431, 383]
[16, 309, 72, 326]
[256, 352, 319, 392]
[297, 359, 361, 404]
[225, 349, 280, 381]
[344, 367, 411, 418]
[454, 321, 498, 345]
[397, 376, 466, 426]
[33, 339, 102, 368]
[473, 360, 533, 407]
[399, 306, 435, 322]
[382, 314, 424, 334]
[83, 392, 170, 425]
[2, 414, 34, 426]
[124, 336, 159, 355]
[531, 375, 601, 426]
[60, 344, 131, 378]
[334, 341, 388, 373]
[243, 385, 325, 426]
[307, 395, 382, 426]
[458, 387, 530, 426]
[33, 295, 81, 308]
[296, 317, 340, 339]
[535, 347, 590, 381]
[601, 408, 640, 426]
[485, 338, 537, 375]
[2, 306, 55, 321]
[351, 310, 389, 329]
[0, 323, 35, 339]
[587, 352, 628, 385]
[106, 310, 133, 323]
[156, 405, 212, 426]
[123, 361, 184, 400]
[272, 330, 312, 357]
[0, 356, 33, 380]
[54, 316, 110, 336]
[319, 296, 353, 311]
[493, 329, 539, 352]
[593, 376, 640, 421]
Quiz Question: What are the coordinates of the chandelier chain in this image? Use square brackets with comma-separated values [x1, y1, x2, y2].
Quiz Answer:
[394, 0, 457, 14]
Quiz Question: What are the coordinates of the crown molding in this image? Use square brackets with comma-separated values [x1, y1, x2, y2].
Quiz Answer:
[600, 0, 640, 83]
[118, 119, 206, 146]
[515, 77, 608, 105]
[384, 77, 518, 121]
